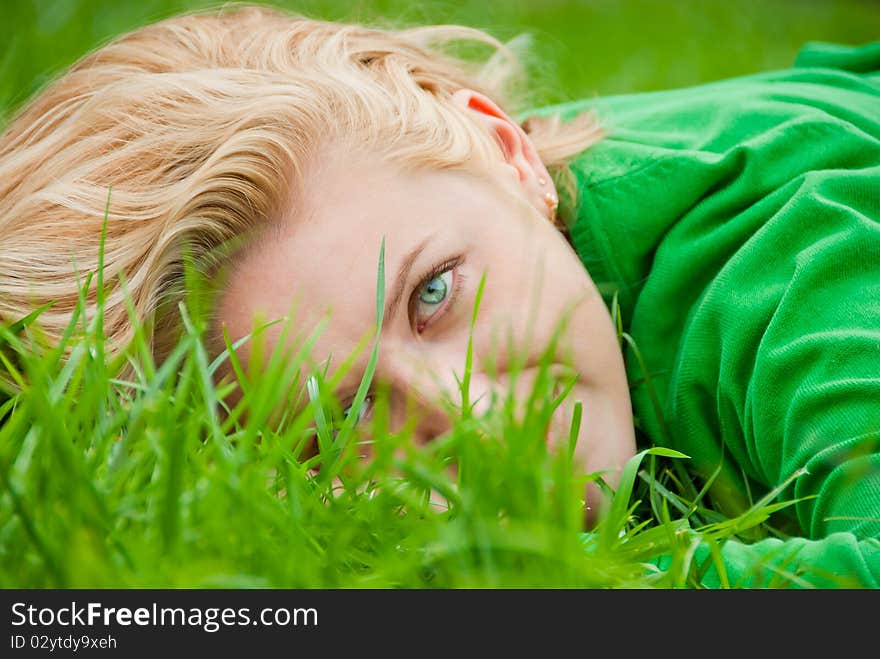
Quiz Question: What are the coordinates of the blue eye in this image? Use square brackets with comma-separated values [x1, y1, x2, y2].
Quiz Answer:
[419, 272, 449, 304]
[342, 395, 372, 425]
[416, 269, 453, 325]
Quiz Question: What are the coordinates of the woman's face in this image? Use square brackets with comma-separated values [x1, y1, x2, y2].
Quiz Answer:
[217, 92, 636, 517]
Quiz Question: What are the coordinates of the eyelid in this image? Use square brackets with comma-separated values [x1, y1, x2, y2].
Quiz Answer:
[408, 255, 465, 333]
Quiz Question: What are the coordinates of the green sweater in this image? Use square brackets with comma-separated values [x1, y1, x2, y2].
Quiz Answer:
[534, 41, 880, 588]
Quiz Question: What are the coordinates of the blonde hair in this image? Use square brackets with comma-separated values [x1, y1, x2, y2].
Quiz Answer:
[0, 2, 602, 372]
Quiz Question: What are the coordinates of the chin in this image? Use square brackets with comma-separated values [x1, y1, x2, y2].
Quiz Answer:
[553, 382, 637, 528]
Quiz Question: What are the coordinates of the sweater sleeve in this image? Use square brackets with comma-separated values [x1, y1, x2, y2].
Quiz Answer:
[539, 42, 880, 587]
[680, 153, 880, 588]
[695, 164, 880, 586]
[666, 532, 880, 588]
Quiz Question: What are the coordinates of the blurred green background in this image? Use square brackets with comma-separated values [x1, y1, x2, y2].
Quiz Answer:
[1, 0, 879, 122]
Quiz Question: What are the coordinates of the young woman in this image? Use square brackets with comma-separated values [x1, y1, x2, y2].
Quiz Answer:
[0, 4, 877, 587]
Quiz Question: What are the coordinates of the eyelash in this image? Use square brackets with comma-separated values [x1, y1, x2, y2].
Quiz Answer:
[411, 255, 465, 334]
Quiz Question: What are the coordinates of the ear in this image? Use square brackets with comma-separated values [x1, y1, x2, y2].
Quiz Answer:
[451, 88, 557, 220]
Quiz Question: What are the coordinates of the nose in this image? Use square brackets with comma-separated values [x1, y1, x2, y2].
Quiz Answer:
[385, 352, 459, 446]
[380, 354, 567, 447]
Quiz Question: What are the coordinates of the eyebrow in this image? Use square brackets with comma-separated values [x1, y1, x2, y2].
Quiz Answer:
[383, 236, 431, 327]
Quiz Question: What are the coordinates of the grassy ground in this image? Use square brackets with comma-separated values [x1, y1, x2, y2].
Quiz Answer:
[2, 0, 879, 119]
[1, 1, 875, 588]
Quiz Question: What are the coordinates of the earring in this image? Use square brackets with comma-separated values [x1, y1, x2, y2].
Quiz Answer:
[537, 175, 557, 218]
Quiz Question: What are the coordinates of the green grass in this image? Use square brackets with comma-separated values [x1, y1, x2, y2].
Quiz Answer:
[2, 0, 880, 121]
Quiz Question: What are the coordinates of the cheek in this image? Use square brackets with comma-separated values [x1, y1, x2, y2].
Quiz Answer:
[462, 223, 598, 370]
